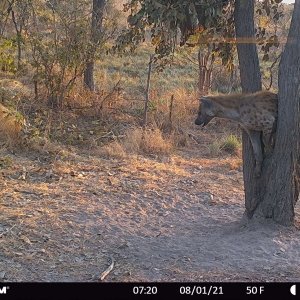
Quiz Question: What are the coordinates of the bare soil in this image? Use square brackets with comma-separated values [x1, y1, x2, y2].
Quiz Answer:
[0, 139, 299, 282]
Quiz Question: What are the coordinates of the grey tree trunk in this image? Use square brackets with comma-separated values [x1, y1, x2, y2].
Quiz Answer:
[234, 0, 263, 217]
[10, 6, 23, 70]
[235, 0, 300, 225]
[258, 0, 300, 225]
[84, 0, 106, 91]
[84, 61, 95, 91]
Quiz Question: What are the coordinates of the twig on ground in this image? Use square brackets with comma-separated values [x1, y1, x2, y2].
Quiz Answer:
[187, 132, 201, 144]
[99, 256, 115, 281]
[14, 189, 44, 196]
[0, 224, 17, 238]
[156, 231, 162, 237]
[94, 131, 113, 141]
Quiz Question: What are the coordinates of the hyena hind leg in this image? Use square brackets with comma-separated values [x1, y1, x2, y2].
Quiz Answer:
[262, 128, 276, 155]
[247, 130, 263, 178]
[262, 131, 272, 154]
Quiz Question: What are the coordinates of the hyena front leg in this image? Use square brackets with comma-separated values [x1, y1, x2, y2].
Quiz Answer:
[247, 130, 263, 178]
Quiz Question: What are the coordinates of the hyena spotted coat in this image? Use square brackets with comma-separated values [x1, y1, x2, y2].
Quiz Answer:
[195, 91, 278, 177]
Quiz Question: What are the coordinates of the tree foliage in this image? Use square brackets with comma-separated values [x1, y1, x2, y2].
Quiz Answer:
[23, 0, 92, 107]
[0, 38, 16, 72]
[256, 0, 284, 61]
[0, 0, 120, 107]
[114, 0, 236, 70]
[115, 0, 285, 73]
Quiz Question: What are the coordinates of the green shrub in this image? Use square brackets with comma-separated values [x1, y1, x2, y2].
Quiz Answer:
[220, 134, 241, 154]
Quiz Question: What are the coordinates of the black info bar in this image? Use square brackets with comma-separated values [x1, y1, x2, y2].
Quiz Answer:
[0, 282, 298, 300]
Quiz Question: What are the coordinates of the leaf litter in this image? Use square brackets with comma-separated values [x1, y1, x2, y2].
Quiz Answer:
[0, 146, 299, 282]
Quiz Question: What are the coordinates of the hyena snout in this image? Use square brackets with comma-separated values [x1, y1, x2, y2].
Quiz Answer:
[195, 116, 203, 126]
[195, 115, 213, 127]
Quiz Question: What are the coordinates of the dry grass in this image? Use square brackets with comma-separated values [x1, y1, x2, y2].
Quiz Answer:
[0, 79, 31, 106]
[220, 134, 242, 155]
[123, 127, 172, 155]
[101, 127, 173, 158]
[0, 46, 239, 161]
[0, 103, 25, 146]
[209, 134, 242, 157]
[100, 140, 127, 158]
[68, 80, 125, 112]
[152, 88, 198, 132]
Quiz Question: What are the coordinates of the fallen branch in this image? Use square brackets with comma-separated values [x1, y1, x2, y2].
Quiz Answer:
[187, 132, 201, 144]
[99, 256, 115, 281]
[94, 131, 113, 141]
[14, 189, 44, 196]
[0, 224, 17, 238]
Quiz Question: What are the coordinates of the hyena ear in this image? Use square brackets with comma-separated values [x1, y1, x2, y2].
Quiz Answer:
[200, 96, 212, 106]
[200, 96, 210, 101]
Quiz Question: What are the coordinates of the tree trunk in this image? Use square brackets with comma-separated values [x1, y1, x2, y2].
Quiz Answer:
[84, 61, 95, 91]
[16, 32, 22, 69]
[234, 0, 263, 217]
[235, 0, 300, 225]
[198, 49, 213, 96]
[10, 7, 22, 70]
[258, 0, 300, 225]
[84, 0, 106, 91]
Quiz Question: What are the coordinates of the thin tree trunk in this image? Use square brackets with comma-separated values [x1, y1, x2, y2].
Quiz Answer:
[84, 0, 106, 91]
[234, 0, 263, 217]
[84, 61, 95, 91]
[34, 79, 38, 101]
[10, 7, 22, 70]
[198, 49, 213, 96]
[142, 55, 153, 129]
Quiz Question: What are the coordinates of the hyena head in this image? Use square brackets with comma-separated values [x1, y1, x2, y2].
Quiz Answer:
[195, 97, 215, 127]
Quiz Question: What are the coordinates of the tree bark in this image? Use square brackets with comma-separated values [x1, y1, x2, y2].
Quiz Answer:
[234, 0, 263, 217]
[142, 54, 153, 129]
[198, 49, 213, 96]
[10, 4, 22, 70]
[235, 0, 300, 225]
[258, 0, 300, 225]
[84, 61, 95, 91]
[84, 0, 106, 91]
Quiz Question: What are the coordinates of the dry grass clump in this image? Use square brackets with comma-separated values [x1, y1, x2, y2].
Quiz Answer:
[0, 79, 31, 107]
[28, 136, 67, 156]
[101, 127, 173, 158]
[209, 134, 242, 156]
[100, 140, 127, 159]
[220, 134, 241, 155]
[0, 103, 26, 146]
[65, 78, 126, 118]
[123, 127, 172, 155]
[152, 88, 198, 132]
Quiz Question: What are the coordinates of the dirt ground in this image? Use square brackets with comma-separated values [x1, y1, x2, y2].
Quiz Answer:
[0, 141, 300, 282]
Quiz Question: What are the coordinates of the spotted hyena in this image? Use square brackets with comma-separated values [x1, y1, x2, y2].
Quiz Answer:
[195, 91, 278, 177]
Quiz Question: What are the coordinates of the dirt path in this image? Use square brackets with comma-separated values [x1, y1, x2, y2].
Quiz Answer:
[0, 148, 299, 282]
